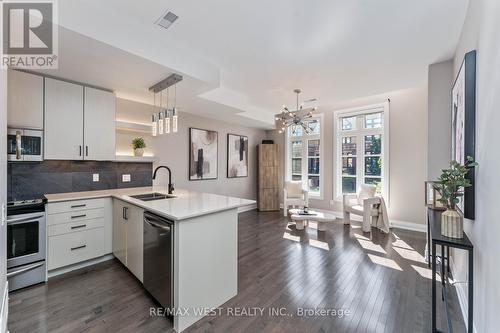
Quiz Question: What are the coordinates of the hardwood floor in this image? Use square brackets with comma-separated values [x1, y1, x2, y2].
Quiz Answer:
[8, 210, 466, 333]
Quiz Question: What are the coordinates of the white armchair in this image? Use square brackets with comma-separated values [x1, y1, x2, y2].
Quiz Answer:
[283, 181, 309, 216]
[343, 184, 380, 232]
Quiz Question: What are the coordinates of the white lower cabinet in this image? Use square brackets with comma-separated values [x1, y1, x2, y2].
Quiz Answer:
[112, 199, 144, 282]
[112, 199, 127, 266]
[46, 197, 143, 281]
[47, 198, 112, 271]
[48, 228, 105, 270]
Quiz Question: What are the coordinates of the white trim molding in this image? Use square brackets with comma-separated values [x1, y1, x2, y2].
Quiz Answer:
[238, 203, 257, 213]
[450, 257, 478, 333]
[48, 254, 114, 278]
[0, 281, 8, 333]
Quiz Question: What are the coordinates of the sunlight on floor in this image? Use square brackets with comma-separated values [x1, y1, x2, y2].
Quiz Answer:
[392, 232, 414, 250]
[356, 238, 387, 254]
[283, 232, 301, 242]
[391, 232, 426, 263]
[353, 233, 370, 240]
[393, 246, 426, 263]
[368, 254, 402, 271]
[412, 265, 442, 282]
[309, 239, 330, 251]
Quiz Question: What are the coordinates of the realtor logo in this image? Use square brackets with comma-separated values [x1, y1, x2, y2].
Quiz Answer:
[1, 0, 58, 68]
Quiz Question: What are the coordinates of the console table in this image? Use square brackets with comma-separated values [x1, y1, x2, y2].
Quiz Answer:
[427, 208, 474, 332]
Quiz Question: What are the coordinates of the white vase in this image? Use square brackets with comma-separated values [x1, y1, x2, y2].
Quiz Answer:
[441, 209, 463, 238]
[134, 148, 144, 157]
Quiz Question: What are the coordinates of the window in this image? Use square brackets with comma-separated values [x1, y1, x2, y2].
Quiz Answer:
[335, 103, 389, 200]
[286, 116, 323, 197]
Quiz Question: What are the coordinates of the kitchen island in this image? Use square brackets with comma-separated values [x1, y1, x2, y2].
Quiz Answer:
[45, 187, 255, 332]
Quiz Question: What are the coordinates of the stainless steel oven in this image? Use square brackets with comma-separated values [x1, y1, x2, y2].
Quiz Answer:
[7, 128, 43, 161]
[7, 200, 47, 291]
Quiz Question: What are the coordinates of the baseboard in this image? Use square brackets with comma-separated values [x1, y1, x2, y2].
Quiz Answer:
[48, 254, 114, 278]
[238, 203, 257, 213]
[390, 219, 426, 233]
[0, 281, 8, 333]
[450, 257, 478, 333]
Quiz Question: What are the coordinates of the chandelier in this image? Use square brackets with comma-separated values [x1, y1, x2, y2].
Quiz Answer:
[275, 89, 318, 134]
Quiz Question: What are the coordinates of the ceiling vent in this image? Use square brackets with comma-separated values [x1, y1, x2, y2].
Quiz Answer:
[156, 10, 178, 30]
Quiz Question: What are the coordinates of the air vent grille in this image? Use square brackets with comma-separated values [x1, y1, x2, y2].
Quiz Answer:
[157, 11, 178, 30]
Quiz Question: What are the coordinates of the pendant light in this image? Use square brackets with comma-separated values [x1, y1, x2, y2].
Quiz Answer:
[149, 73, 183, 136]
[172, 83, 178, 133]
[158, 90, 164, 135]
[165, 87, 171, 134]
[151, 93, 158, 136]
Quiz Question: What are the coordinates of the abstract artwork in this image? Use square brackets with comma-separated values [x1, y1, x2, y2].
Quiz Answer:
[451, 50, 476, 219]
[227, 134, 248, 178]
[189, 128, 218, 180]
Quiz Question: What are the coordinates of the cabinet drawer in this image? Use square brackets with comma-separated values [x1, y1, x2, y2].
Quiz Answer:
[47, 198, 106, 215]
[48, 217, 104, 237]
[48, 227, 105, 270]
[47, 208, 104, 226]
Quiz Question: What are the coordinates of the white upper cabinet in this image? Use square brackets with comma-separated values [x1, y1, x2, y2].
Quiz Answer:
[84, 87, 116, 161]
[44, 78, 84, 160]
[7, 70, 44, 129]
[44, 77, 116, 161]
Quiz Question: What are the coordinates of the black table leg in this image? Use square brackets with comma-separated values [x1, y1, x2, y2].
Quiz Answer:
[468, 249, 473, 332]
[427, 214, 431, 268]
[432, 241, 437, 332]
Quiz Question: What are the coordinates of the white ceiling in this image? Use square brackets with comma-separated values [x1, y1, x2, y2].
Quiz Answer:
[54, 0, 469, 128]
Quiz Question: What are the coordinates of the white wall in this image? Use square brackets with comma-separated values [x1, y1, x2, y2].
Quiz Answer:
[116, 98, 268, 200]
[428, 60, 453, 180]
[271, 86, 429, 226]
[449, 1, 500, 331]
[0, 69, 8, 332]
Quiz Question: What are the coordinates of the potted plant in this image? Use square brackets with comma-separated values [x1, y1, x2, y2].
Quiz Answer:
[132, 137, 146, 157]
[433, 156, 477, 238]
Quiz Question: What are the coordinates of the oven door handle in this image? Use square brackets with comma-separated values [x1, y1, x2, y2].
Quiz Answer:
[15, 130, 22, 160]
[6, 214, 44, 224]
[7, 261, 44, 278]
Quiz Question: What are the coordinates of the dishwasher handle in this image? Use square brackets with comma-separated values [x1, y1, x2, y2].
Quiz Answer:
[144, 216, 172, 231]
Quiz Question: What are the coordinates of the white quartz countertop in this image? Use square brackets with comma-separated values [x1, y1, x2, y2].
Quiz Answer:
[44, 187, 256, 221]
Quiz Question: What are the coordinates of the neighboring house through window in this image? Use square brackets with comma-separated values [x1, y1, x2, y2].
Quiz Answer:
[285, 115, 323, 198]
[334, 103, 390, 201]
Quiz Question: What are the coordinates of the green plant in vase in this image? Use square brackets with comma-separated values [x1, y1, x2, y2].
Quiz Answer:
[132, 137, 146, 157]
[433, 156, 477, 238]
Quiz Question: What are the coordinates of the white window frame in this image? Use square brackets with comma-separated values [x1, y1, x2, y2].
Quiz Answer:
[285, 114, 324, 200]
[333, 102, 390, 203]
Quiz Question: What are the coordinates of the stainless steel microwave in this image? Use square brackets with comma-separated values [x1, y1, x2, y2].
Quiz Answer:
[7, 128, 43, 161]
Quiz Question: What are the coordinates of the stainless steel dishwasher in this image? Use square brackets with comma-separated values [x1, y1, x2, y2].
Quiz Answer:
[143, 211, 174, 309]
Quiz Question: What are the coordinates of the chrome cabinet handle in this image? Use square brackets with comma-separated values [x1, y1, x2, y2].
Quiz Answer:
[71, 245, 86, 251]
[85, 146, 89, 156]
[79, 145, 82, 156]
[71, 214, 86, 219]
[71, 224, 87, 229]
[123, 207, 128, 220]
[71, 204, 86, 208]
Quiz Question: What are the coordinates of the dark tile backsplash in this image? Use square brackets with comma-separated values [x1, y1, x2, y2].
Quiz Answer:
[7, 160, 153, 201]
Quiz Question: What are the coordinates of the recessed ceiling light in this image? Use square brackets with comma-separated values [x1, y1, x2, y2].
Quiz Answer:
[156, 10, 178, 30]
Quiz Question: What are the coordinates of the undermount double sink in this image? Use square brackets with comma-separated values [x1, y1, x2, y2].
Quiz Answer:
[130, 192, 176, 201]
